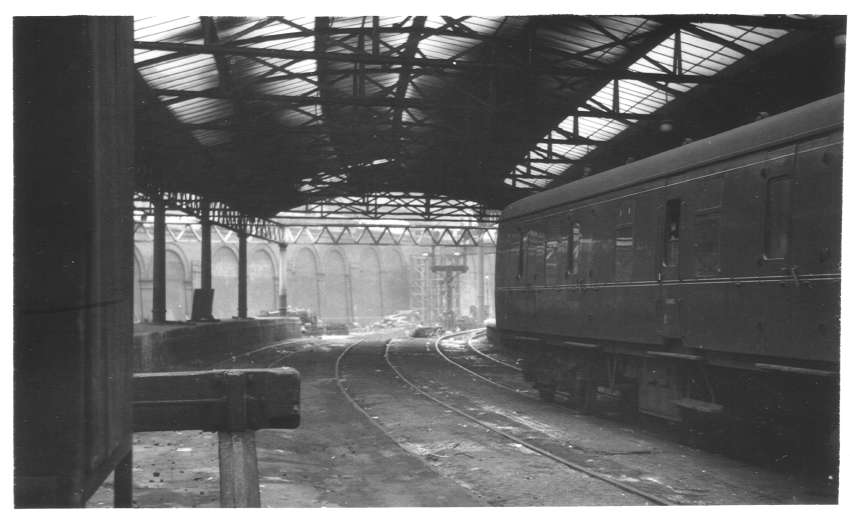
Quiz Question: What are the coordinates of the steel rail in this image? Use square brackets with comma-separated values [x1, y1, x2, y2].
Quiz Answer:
[462, 329, 523, 372]
[385, 335, 672, 506]
[440, 328, 575, 407]
[333, 336, 397, 435]
[426, 330, 522, 394]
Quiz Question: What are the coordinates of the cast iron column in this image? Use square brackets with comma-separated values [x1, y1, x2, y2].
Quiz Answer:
[201, 200, 212, 292]
[193, 199, 214, 321]
[152, 194, 166, 323]
[238, 230, 248, 319]
[477, 245, 485, 322]
[277, 243, 287, 314]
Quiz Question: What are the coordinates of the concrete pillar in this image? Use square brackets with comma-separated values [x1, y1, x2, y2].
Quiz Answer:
[277, 243, 287, 314]
[238, 231, 248, 319]
[14, 16, 135, 507]
[152, 194, 167, 324]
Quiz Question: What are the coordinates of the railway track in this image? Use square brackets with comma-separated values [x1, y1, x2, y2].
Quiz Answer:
[335, 335, 682, 505]
[435, 329, 579, 405]
[211, 336, 321, 370]
[386, 336, 676, 505]
[205, 332, 831, 506]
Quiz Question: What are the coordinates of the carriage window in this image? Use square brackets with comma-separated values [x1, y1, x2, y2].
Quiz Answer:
[615, 201, 635, 281]
[694, 214, 721, 277]
[544, 218, 560, 284]
[517, 230, 527, 279]
[765, 177, 792, 259]
[568, 222, 582, 276]
[528, 229, 545, 283]
[545, 238, 559, 283]
[698, 178, 723, 210]
[663, 199, 681, 267]
[694, 179, 723, 277]
[501, 229, 519, 285]
[615, 226, 634, 281]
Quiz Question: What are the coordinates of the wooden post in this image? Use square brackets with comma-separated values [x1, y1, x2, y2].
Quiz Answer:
[218, 431, 261, 507]
[132, 369, 300, 508]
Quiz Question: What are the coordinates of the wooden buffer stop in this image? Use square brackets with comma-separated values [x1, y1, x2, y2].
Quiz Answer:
[130, 369, 300, 507]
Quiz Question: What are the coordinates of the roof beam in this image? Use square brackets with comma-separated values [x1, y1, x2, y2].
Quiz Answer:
[505, 21, 690, 182]
[682, 23, 757, 57]
[392, 16, 427, 156]
[133, 39, 726, 83]
[150, 87, 484, 110]
[652, 14, 842, 31]
[136, 190, 286, 242]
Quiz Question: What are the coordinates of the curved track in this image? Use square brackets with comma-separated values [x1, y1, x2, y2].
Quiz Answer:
[380, 335, 672, 506]
[435, 330, 578, 404]
[219, 332, 834, 506]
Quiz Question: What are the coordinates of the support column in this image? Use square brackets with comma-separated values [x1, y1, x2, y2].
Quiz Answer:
[152, 194, 166, 324]
[113, 449, 133, 508]
[445, 272, 455, 330]
[238, 231, 248, 319]
[201, 201, 212, 292]
[277, 243, 287, 314]
[218, 431, 260, 507]
[477, 245, 485, 323]
[190, 199, 215, 321]
[377, 265, 385, 318]
[14, 16, 135, 507]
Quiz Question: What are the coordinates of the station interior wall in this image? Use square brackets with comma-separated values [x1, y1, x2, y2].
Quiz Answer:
[133, 224, 495, 327]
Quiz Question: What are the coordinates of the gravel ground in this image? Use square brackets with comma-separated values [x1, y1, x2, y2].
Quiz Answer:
[88, 331, 837, 510]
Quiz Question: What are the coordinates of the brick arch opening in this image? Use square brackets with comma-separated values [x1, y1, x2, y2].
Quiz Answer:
[212, 246, 238, 319]
[381, 248, 409, 315]
[323, 249, 348, 324]
[289, 247, 320, 314]
[352, 247, 381, 325]
[248, 248, 276, 316]
[165, 249, 188, 321]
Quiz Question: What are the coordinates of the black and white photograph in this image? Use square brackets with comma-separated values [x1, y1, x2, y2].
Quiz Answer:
[9, 4, 848, 524]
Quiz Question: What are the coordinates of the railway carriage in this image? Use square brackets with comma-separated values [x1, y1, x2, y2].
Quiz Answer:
[493, 94, 842, 444]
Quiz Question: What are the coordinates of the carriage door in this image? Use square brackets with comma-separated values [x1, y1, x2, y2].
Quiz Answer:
[759, 146, 796, 277]
[759, 145, 797, 358]
[657, 194, 683, 337]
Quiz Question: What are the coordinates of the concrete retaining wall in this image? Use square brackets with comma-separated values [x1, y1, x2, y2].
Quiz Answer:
[134, 317, 302, 372]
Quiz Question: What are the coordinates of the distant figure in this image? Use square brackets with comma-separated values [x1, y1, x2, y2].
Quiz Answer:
[582, 166, 593, 177]
[755, 111, 771, 121]
[681, 137, 693, 145]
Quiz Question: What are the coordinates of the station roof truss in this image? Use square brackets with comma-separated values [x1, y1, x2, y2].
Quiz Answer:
[134, 193, 497, 247]
[133, 15, 845, 235]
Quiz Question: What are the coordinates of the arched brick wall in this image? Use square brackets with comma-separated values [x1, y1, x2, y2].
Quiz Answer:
[322, 248, 349, 323]
[212, 246, 238, 319]
[288, 246, 321, 314]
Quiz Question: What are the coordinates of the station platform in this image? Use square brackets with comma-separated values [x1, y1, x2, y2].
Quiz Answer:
[133, 316, 302, 372]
